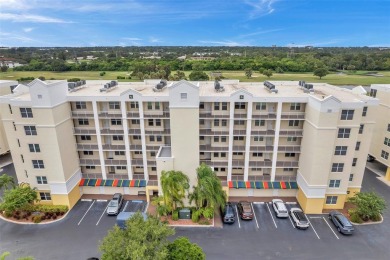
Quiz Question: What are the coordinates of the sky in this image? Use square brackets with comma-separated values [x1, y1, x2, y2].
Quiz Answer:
[0, 0, 389, 47]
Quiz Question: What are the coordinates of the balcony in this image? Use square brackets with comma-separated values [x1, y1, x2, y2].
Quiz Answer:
[74, 127, 96, 135]
[147, 160, 157, 166]
[131, 159, 144, 166]
[98, 111, 122, 118]
[128, 129, 141, 135]
[232, 145, 245, 151]
[251, 113, 277, 119]
[102, 144, 125, 150]
[100, 128, 124, 135]
[199, 160, 228, 167]
[276, 161, 299, 167]
[250, 146, 273, 152]
[146, 145, 162, 151]
[234, 112, 248, 119]
[249, 160, 272, 167]
[105, 159, 127, 165]
[143, 111, 170, 118]
[248, 175, 271, 181]
[129, 144, 142, 150]
[250, 129, 275, 136]
[77, 144, 99, 150]
[232, 160, 245, 167]
[199, 145, 229, 151]
[279, 130, 303, 137]
[71, 111, 94, 118]
[145, 129, 171, 135]
[200, 129, 229, 135]
[274, 175, 297, 182]
[233, 129, 247, 135]
[127, 112, 140, 118]
[281, 112, 305, 120]
[199, 111, 229, 118]
[278, 146, 301, 152]
[79, 158, 100, 165]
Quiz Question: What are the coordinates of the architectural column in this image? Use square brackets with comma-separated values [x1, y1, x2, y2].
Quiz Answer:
[244, 101, 253, 181]
[121, 101, 133, 180]
[271, 101, 282, 181]
[138, 101, 149, 181]
[227, 101, 235, 181]
[92, 101, 106, 179]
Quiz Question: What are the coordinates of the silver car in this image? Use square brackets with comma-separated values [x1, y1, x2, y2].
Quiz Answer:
[290, 208, 309, 229]
[107, 193, 123, 215]
[272, 199, 288, 218]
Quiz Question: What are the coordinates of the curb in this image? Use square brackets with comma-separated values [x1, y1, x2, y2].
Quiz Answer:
[351, 214, 384, 226]
[0, 210, 71, 225]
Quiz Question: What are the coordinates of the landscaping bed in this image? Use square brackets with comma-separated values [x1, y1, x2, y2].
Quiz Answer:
[1, 204, 68, 223]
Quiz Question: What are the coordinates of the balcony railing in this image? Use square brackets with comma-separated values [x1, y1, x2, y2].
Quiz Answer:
[281, 112, 305, 120]
[77, 144, 99, 150]
[100, 128, 124, 135]
[200, 129, 229, 135]
[143, 111, 170, 118]
[250, 129, 275, 136]
[279, 130, 303, 137]
[146, 145, 163, 151]
[74, 127, 96, 135]
[232, 145, 245, 151]
[199, 111, 230, 118]
[233, 129, 247, 135]
[248, 175, 271, 181]
[274, 175, 297, 181]
[102, 144, 125, 150]
[234, 113, 248, 119]
[199, 160, 229, 167]
[127, 112, 140, 118]
[276, 161, 299, 167]
[278, 146, 301, 152]
[105, 159, 127, 165]
[147, 160, 157, 166]
[71, 111, 94, 118]
[128, 129, 142, 135]
[199, 145, 229, 151]
[98, 111, 122, 118]
[232, 160, 245, 167]
[79, 158, 101, 165]
[148, 180, 158, 186]
[249, 160, 272, 167]
[250, 146, 273, 152]
[129, 144, 142, 150]
[131, 159, 144, 166]
[145, 129, 171, 135]
[251, 113, 277, 119]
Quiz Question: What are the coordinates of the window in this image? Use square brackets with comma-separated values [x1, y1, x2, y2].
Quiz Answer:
[214, 102, 220, 110]
[36, 176, 47, 184]
[362, 106, 367, 117]
[155, 102, 160, 110]
[338, 128, 351, 138]
[221, 119, 227, 126]
[13, 122, 16, 131]
[131, 119, 140, 124]
[285, 153, 296, 157]
[235, 102, 246, 109]
[148, 119, 154, 126]
[221, 136, 227, 142]
[289, 120, 299, 127]
[335, 146, 348, 155]
[75, 101, 87, 109]
[221, 152, 226, 157]
[130, 102, 139, 109]
[239, 95, 244, 100]
[181, 93, 187, 100]
[8, 104, 12, 114]
[150, 151, 156, 157]
[287, 137, 297, 142]
[80, 135, 91, 141]
[20, 107, 33, 118]
[384, 137, 390, 147]
[147, 102, 153, 110]
[111, 119, 122, 125]
[151, 167, 157, 171]
[17, 139, 20, 147]
[340, 110, 354, 120]
[329, 180, 341, 188]
[115, 151, 125, 156]
[86, 166, 96, 169]
[326, 196, 338, 204]
[109, 102, 120, 109]
[234, 120, 245, 125]
[220, 167, 226, 172]
[283, 168, 294, 172]
[24, 126, 37, 135]
[388, 124, 390, 132]
[28, 144, 40, 152]
[150, 136, 155, 142]
[214, 136, 219, 142]
[133, 135, 141, 140]
[255, 120, 265, 126]
[199, 119, 205, 125]
[156, 119, 161, 126]
[156, 136, 162, 142]
[369, 89, 377, 98]
[78, 119, 89, 125]
[359, 124, 364, 134]
[381, 150, 389, 160]
[331, 163, 344, 172]
[233, 136, 244, 141]
[255, 102, 266, 110]
[199, 136, 205, 140]
[349, 174, 354, 182]
[113, 135, 123, 141]
[290, 103, 301, 111]
[129, 95, 133, 99]
[21, 155, 24, 163]
[32, 160, 44, 169]
[214, 152, 219, 158]
[355, 142, 361, 151]
[214, 119, 220, 127]
[134, 151, 143, 155]
[83, 151, 93, 155]
[40, 192, 51, 200]
[116, 166, 126, 170]
[233, 152, 243, 156]
[254, 136, 264, 142]
[37, 95, 42, 99]
[199, 102, 204, 109]
[221, 102, 228, 110]
[352, 158, 357, 167]
[253, 152, 263, 157]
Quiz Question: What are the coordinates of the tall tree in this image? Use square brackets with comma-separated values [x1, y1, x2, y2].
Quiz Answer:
[160, 170, 189, 211]
[167, 237, 205, 260]
[244, 68, 253, 78]
[0, 186, 37, 212]
[0, 174, 15, 192]
[313, 67, 329, 79]
[262, 69, 273, 78]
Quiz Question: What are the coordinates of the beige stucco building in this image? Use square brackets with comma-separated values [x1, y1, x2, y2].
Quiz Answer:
[0, 80, 18, 156]
[0, 79, 378, 213]
[368, 84, 390, 181]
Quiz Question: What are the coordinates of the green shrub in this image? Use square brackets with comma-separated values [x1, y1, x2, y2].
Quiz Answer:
[32, 215, 42, 223]
[371, 213, 382, 222]
[117, 76, 125, 79]
[350, 212, 363, 224]
[191, 209, 201, 223]
[17, 77, 35, 82]
[202, 207, 214, 219]
[198, 219, 210, 225]
[172, 210, 179, 221]
[4, 211, 13, 218]
[67, 78, 80, 82]
[38, 76, 46, 81]
[100, 71, 106, 76]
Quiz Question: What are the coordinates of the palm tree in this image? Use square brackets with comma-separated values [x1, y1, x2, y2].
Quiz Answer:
[189, 163, 226, 210]
[160, 170, 189, 212]
[0, 174, 16, 192]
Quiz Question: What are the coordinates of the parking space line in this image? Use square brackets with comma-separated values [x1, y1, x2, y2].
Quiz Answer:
[235, 205, 241, 228]
[81, 199, 92, 202]
[323, 217, 340, 239]
[96, 203, 109, 226]
[122, 201, 129, 212]
[288, 214, 296, 228]
[78, 200, 95, 225]
[250, 203, 259, 229]
[266, 203, 277, 228]
[306, 214, 320, 239]
[286, 202, 297, 205]
[309, 216, 322, 219]
[144, 202, 149, 213]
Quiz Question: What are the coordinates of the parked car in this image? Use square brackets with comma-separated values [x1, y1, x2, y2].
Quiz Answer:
[237, 201, 254, 220]
[107, 193, 123, 215]
[221, 202, 235, 224]
[272, 199, 289, 218]
[290, 208, 309, 229]
[367, 155, 375, 162]
[328, 211, 355, 235]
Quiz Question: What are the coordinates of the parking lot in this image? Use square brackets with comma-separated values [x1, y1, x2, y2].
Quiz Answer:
[223, 201, 354, 241]
[70, 198, 148, 227]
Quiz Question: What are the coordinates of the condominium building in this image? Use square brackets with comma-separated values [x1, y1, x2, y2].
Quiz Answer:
[0, 79, 378, 213]
[368, 84, 390, 181]
[0, 80, 18, 155]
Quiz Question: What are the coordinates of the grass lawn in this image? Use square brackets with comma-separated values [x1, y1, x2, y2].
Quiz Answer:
[1, 70, 389, 86]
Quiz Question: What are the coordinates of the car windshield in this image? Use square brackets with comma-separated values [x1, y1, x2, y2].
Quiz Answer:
[242, 205, 252, 212]
[225, 206, 234, 215]
[108, 201, 118, 207]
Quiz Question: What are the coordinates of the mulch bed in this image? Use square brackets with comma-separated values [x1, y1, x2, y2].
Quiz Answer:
[1, 211, 66, 223]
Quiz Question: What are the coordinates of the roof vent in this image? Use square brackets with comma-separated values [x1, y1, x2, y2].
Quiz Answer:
[264, 81, 278, 93]
[68, 80, 86, 92]
[214, 80, 225, 92]
[100, 81, 118, 92]
[299, 81, 314, 93]
[153, 79, 167, 92]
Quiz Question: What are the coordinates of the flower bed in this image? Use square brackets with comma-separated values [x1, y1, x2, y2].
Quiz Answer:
[1, 204, 68, 223]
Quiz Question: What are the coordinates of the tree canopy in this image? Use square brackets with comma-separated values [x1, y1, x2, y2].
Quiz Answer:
[167, 237, 205, 260]
[313, 67, 329, 79]
[0, 174, 16, 192]
[0, 186, 38, 212]
[348, 191, 386, 222]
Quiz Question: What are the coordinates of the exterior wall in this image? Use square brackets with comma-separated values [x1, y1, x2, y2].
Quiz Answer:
[0, 81, 17, 155]
[229, 189, 297, 197]
[297, 188, 324, 214]
[322, 194, 347, 210]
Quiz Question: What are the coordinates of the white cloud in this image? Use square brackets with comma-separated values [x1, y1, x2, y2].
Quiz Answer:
[0, 32, 35, 42]
[244, 0, 278, 18]
[149, 37, 162, 43]
[0, 0, 30, 11]
[0, 13, 72, 23]
[285, 40, 343, 47]
[199, 40, 248, 46]
[239, 28, 284, 38]
[122, 37, 142, 41]
[23, 27, 34, 32]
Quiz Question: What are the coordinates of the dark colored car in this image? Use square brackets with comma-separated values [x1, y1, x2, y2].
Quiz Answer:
[329, 211, 355, 235]
[221, 202, 235, 224]
[237, 201, 254, 220]
[367, 155, 375, 162]
[290, 208, 309, 229]
[107, 193, 124, 215]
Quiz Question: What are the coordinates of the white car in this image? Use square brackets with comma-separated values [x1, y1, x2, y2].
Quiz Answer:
[290, 208, 309, 229]
[272, 199, 288, 218]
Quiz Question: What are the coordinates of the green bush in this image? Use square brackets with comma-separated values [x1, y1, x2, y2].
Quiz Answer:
[198, 219, 210, 225]
[32, 215, 42, 223]
[172, 210, 179, 221]
[38, 76, 46, 81]
[202, 207, 214, 219]
[100, 71, 106, 76]
[371, 213, 382, 222]
[4, 211, 13, 218]
[350, 212, 363, 224]
[17, 77, 35, 82]
[67, 78, 80, 82]
[191, 209, 201, 223]
[117, 76, 125, 79]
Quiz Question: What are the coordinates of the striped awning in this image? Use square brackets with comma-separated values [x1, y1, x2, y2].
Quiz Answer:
[79, 179, 146, 187]
[228, 181, 298, 189]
